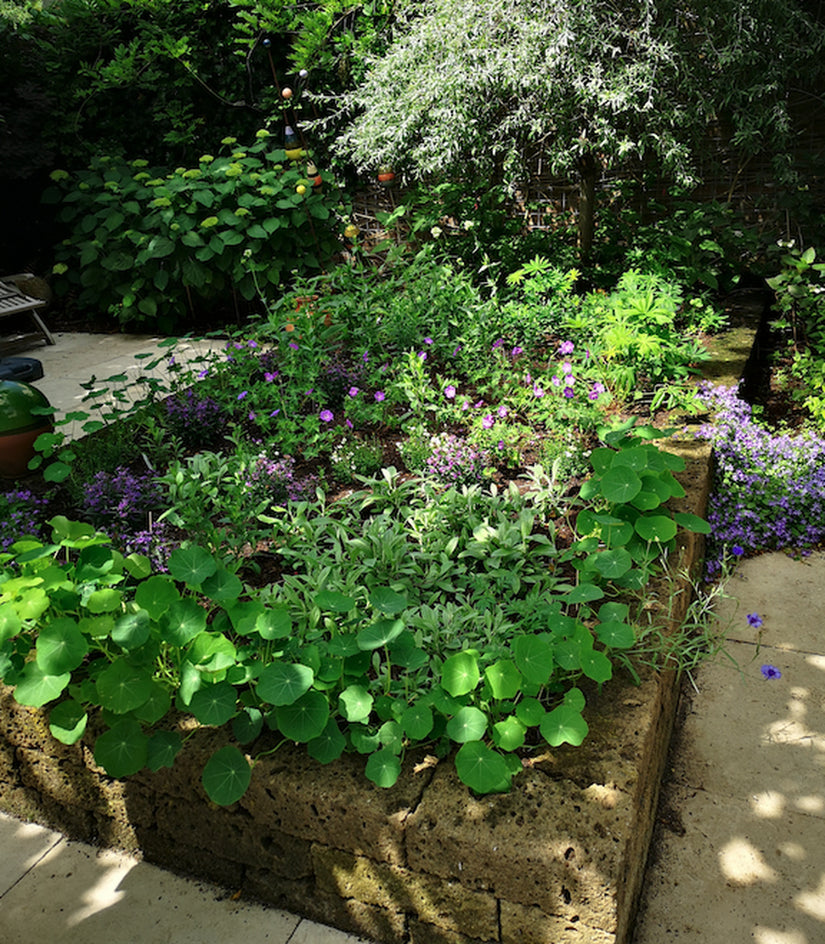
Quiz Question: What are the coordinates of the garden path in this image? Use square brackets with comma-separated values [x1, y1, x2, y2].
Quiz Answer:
[633, 550, 825, 944]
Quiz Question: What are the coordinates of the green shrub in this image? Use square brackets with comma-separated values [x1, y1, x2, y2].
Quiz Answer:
[46, 134, 347, 330]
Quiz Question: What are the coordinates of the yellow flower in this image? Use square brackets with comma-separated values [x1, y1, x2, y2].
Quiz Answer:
[344, 224, 359, 239]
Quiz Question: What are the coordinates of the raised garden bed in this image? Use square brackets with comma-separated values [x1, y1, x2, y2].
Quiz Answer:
[0, 296, 765, 944]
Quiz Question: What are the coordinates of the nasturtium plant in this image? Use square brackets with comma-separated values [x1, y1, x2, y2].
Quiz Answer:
[0, 424, 708, 803]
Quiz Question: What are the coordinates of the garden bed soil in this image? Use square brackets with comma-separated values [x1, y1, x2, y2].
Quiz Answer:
[0, 294, 767, 944]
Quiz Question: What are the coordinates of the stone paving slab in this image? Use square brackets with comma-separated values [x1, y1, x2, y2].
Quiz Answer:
[633, 551, 825, 944]
[0, 811, 367, 944]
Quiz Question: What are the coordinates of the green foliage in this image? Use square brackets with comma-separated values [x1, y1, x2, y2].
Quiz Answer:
[46, 134, 345, 330]
[0, 434, 707, 800]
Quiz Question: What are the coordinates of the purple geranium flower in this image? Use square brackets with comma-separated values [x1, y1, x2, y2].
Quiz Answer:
[482, 414, 494, 429]
[761, 665, 782, 680]
[320, 409, 334, 422]
[374, 391, 385, 402]
[444, 385, 456, 399]
[348, 386, 359, 397]
[559, 340, 574, 355]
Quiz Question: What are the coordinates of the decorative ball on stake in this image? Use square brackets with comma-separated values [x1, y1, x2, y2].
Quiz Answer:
[377, 165, 396, 188]
[282, 87, 293, 99]
[284, 125, 302, 161]
[306, 160, 323, 191]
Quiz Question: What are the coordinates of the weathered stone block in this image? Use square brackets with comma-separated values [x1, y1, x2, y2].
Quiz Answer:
[313, 845, 500, 941]
[500, 900, 615, 944]
[241, 745, 432, 867]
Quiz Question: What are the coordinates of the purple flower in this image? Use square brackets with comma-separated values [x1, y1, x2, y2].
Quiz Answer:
[564, 374, 575, 386]
[562, 361, 572, 374]
[563, 387, 574, 399]
[248, 411, 257, 421]
[345, 418, 353, 429]
[559, 340, 575, 355]
[348, 386, 360, 397]
[320, 409, 334, 422]
[497, 440, 505, 450]
[248, 340, 258, 349]
[362, 351, 369, 363]
[418, 351, 428, 360]
[452, 345, 462, 357]
[533, 385, 545, 398]
[444, 385, 456, 399]
[551, 376, 561, 387]
[497, 405, 508, 418]
[423, 337, 433, 345]
[461, 401, 469, 411]
[197, 368, 209, 380]
[474, 400, 484, 409]
[289, 342, 299, 350]
[269, 409, 281, 418]
[761, 664, 782, 680]
[237, 390, 248, 400]
[265, 371, 279, 382]
[482, 414, 494, 429]
[747, 613, 763, 628]
[511, 346, 523, 358]
[732, 545, 745, 556]
[374, 391, 385, 402]
[492, 338, 505, 349]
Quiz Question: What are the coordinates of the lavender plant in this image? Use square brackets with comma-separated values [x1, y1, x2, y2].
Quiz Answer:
[81, 467, 164, 534]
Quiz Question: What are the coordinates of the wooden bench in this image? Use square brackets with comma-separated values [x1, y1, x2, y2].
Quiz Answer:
[0, 274, 55, 346]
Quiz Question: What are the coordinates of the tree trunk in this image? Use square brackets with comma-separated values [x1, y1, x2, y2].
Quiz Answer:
[576, 153, 600, 264]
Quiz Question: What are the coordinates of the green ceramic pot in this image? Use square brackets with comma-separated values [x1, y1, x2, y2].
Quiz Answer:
[0, 380, 53, 478]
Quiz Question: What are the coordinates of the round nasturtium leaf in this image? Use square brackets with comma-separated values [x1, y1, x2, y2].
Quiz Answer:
[233, 706, 264, 745]
[492, 716, 526, 752]
[135, 575, 179, 620]
[600, 465, 642, 503]
[48, 699, 87, 745]
[446, 706, 488, 744]
[356, 618, 404, 651]
[36, 617, 89, 674]
[257, 662, 314, 707]
[512, 634, 554, 686]
[307, 718, 346, 764]
[146, 730, 182, 772]
[95, 660, 153, 714]
[540, 703, 589, 748]
[401, 703, 434, 741]
[596, 620, 636, 649]
[674, 511, 712, 534]
[256, 606, 291, 640]
[369, 588, 408, 614]
[592, 548, 633, 580]
[275, 690, 329, 742]
[226, 600, 266, 635]
[378, 720, 403, 753]
[0, 603, 22, 643]
[484, 659, 522, 700]
[515, 697, 546, 727]
[579, 648, 613, 684]
[201, 745, 251, 806]
[133, 681, 172, 725]
[94, 719, 149, 778]
[454, 741, 513, 794]
[190, 681, 238, 726]
[85, 588, 123, 614]
[111, 609, 151, 651]
[634, 514, 678, 543]
[13, 662, 70, 707]
[365, 748, 401, 788]
[200, 566, 243, 603]
[338, 684, 374, 723]
[441, 650, 480, 697]
[167, 545, 217, 587]
[161, 597, 207, 647]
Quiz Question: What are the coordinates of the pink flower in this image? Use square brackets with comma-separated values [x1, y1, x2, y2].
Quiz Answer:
[559, 340, 574, 355]
[533, 385, 545, 398]
[374, 391, 385, 402]
[482, 414, 494, 429]
[497, 405, 508, 418]
[444, 385, 456, 399]
[563, 387, 574, 399]
[348, 386, 359, 397]
[320, 409, 334, 422]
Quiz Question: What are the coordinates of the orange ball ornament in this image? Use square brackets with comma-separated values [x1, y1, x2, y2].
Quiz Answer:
[282, 87, 293, 99]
